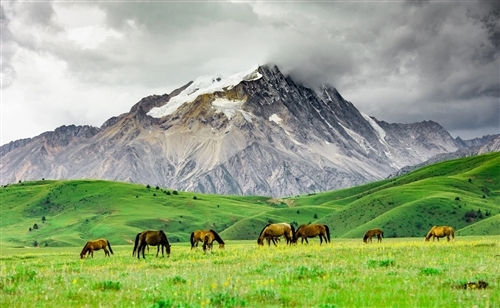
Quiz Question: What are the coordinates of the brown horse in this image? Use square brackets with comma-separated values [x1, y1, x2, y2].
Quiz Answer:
[133, 230, 171, 259]
[293, 224, 330, 244]
[363, 228, 384, 243]
[425, 226, 455, 242]
[257, 223, 295, 246]
[190, 229, 225, 252]
[80, 238, 114, 259]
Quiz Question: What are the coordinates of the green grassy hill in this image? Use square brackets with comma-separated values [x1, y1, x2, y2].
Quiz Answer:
[1, 152, 498, 247]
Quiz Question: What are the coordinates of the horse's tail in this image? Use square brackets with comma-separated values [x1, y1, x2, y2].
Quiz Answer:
[210, 230, 224, 245]
[107, 240, 114, 255]
[290, 224, 296, 240]
[324, 225, 331, 243]
[381, 230, 384, 238]
[80, 242, 89, 258]
[190, 232, 195, 248]
[133, 232, 141, 256]
[450, 227, 455, 239]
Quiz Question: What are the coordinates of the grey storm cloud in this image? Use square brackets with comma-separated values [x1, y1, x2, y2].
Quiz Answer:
[1, 0, 499, 143]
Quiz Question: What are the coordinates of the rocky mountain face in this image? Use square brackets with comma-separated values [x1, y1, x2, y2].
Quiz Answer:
[0, 65, 488, 196]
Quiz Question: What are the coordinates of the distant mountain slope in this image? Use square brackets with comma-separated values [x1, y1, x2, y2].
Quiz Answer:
[390, 135, 499, 178]
[0, 65, 488, 197]
[1, 152, 498, 247]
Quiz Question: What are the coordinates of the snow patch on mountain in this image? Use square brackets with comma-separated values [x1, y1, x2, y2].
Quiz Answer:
[269, 114, 282, 125]
[361, 113, 388, 146]
[148, 66, 261, 118]
[212, 98, 246, 120]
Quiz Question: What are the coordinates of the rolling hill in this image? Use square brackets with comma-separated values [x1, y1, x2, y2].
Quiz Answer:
[0, 152, 498, 247]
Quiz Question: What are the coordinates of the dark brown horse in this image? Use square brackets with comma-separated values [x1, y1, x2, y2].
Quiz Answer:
[425, 226, 455, 242]
[80, 238, 114, 259]
[257, 223, 295, 246]
[133, 230, 171, 259]
[190, 229, 225, 252]
[293, 224, 330, 244]
[363, 228, 384, 243]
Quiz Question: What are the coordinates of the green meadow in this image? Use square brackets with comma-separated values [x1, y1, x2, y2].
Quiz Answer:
[0, 238, 498, 307]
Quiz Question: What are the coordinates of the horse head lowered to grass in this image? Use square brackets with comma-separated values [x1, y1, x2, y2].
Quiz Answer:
[190, 229, 225, 252]
[80, 238, 113, 259]
[257, 223, 295, 246]
[425, 226, 455, 242]
[363, 228, 384, 243]
[133, 230, 171, 259]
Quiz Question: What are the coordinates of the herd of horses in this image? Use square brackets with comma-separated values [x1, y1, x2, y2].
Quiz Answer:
[80, 224, 456, 259]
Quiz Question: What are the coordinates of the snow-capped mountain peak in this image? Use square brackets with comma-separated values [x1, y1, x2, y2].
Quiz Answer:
[147, 66, 262, 118]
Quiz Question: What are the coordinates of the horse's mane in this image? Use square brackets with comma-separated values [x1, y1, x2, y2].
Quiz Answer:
[210, 229, 225, 244]
[258, 223, 272, 238]
[297, 224, 307, 231]
[80, 242, 89, 256]
[290, 224, 296, 237]
[425, 226, 437, 239]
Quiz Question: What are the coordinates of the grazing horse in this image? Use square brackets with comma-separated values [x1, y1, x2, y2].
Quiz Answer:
[190, 229, 225, 252]
[257, 223, 295, 246]
[134, 230, 171, 259]
[425, 226, 455, 242]
[363, 228, 384, 243]
[293, 224, 330, 244]
[80, 238, 114, 259]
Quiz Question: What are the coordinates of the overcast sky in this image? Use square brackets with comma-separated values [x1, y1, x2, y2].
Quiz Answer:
[1, 1, 499, 144]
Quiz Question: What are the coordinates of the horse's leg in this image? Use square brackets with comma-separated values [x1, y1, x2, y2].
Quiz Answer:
[103, 247, 109, 257]
[91, 250, 94, 258]
[305, 238, 309, 244]
[319, 235, 323, 245]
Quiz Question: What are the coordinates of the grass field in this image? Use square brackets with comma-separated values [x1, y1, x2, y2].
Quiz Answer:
[0, 237, 498, 307]
[0, 152, 499, 248]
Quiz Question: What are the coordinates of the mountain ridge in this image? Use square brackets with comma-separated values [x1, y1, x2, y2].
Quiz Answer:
[1, 65, 496, 196]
